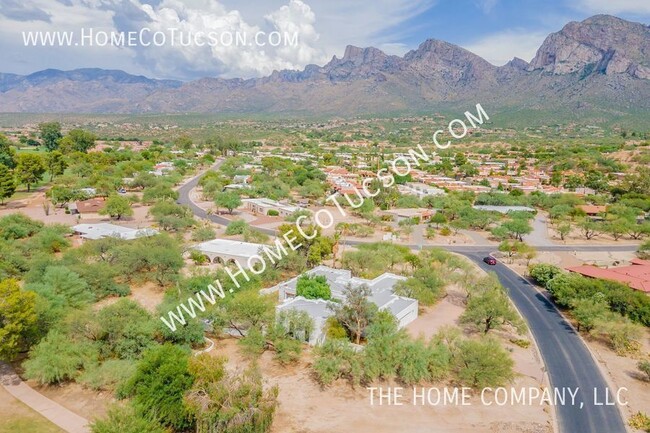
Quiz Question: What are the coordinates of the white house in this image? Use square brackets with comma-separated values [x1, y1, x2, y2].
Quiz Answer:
[242, 198, 303, 217]
[271, 266, 418, 345]
[72, 223, 158, 241]
[191, 238, 267, 267]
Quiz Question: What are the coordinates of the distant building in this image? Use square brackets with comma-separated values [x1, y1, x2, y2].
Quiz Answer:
[241, 198, 303, 217]
[399, 182, 446, 198]
[270, 266, 418, 345]
[73, 223, 158, 241]
[566, 259, 650, 294]
[383, 208, 434, 222]
[472, 205, 535, 214]
[578, 205, 607, 218]
[68, 197, 105, 215]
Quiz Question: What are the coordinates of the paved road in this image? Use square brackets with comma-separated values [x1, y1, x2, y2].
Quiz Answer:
[179, 165, 631, 433]
[464, 251, 626, 433]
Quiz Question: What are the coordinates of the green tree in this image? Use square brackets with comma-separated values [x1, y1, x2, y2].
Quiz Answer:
[296, 274, 331, 300]
[528, 263, 563, 287]
[0, 279, 38, 360]
[0, 164, 16, 204]
[455, 338, 515, 388]
[430, 212, 447, 229]
[604, 219, 631, 241]
[23, 330, 98, 384]
[118, 344, 194, 430]
[501, 218, 532, 241]
[628, 222, 650, 241]
[44, 150, 67, 180]
[59, 129, 97, 153]
[571, 297, 609, 332]
[100, 195, 133, 220]
[461, 285, 526, 334]
[557, 221, 572, 241]
[0, 134, 17, 168]
[47, 185, 78, 208]
[148, 200, 194, 231]
[214, 191, 241, 214]
[96, 299, 158, 360]
[579, 218, 601, 240]
[39, 122, 62, 151]
[330, 283, 377, 344]
[15, 153, 45, 192]
[186, 355, 278, 433]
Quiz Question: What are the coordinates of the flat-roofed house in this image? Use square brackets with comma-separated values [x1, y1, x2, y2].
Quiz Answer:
[191, 238, 267, 267]
[73, 223, 158, 241]
[241, 198, 303, 217]
[270, 266, 418, 345]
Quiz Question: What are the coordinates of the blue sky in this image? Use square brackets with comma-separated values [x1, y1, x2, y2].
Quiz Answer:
[1, 0, 649, 80]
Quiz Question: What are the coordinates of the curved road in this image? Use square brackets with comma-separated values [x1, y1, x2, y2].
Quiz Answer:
[179, 164, 631, 433]
[466, 252, 627, 433]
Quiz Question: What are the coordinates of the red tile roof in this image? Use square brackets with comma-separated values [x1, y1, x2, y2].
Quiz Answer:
[566, 261, 650, 293]
[578, 205, 607, 215]
[76, 198, 106, 214]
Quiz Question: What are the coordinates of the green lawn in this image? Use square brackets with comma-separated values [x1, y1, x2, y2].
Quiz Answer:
[0, 387, 63, 433]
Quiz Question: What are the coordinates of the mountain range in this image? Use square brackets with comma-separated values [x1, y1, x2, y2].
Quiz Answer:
[1, 14, 649, 119]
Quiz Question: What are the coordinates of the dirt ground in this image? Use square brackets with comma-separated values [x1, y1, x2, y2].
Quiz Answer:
[23, 381, 113, 424]
[209, 333, 551, 433]
[209, 267, 552, 433]
[585, 333, 650, 427]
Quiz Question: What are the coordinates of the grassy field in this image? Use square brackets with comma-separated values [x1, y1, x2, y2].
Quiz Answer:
[0, 387, 63, 433]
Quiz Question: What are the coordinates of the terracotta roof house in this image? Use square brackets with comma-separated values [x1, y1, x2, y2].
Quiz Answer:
[566, 259, 650, 293]
[578, 205, 607, 216]
[68, 197, 106, 215]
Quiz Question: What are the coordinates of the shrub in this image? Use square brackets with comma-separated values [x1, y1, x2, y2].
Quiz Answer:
[79, 360, 137, 391]
[225, 219, 248, 235]
[454, 338, 515, 388]
[628, 412, 650, 432]
[191, 225, 216, 242]
[638, 360, 650, 382]
[591, 315, 643, 355]
[91, 404, 166, 433]
[509, 338, 531, 349]
[190, 250, 208, 265]
[313, 339, 363, 386]
[529, 263, 563, 287]
[23, 330, 98, 384]
[273, 338, 302, 365]
[325, 317, 347, 340]
[439, 226, 452, 236]
[118, 344, 194, 430]
[267, 209, 279, 216]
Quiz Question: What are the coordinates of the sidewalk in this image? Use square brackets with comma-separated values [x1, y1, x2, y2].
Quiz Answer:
[0, 362, 90, 433]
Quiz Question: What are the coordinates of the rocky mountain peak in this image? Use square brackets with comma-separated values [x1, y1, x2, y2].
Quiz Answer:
[529, 14, 650, 79]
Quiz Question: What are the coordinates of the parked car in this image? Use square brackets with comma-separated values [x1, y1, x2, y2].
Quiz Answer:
[483, 256, 497, 265]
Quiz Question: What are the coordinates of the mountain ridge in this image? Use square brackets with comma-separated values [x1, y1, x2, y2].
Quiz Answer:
[1, 14, 649, 117]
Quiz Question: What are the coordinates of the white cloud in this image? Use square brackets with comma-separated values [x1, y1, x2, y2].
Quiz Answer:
[475, 0, 498, 14]
[0, 0, 438, 79]
[462, 29, 548, 65]
[576, 0, 650, 14]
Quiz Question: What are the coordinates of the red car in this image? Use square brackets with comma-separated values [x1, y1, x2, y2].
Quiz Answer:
[483, 256, 497, 265]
